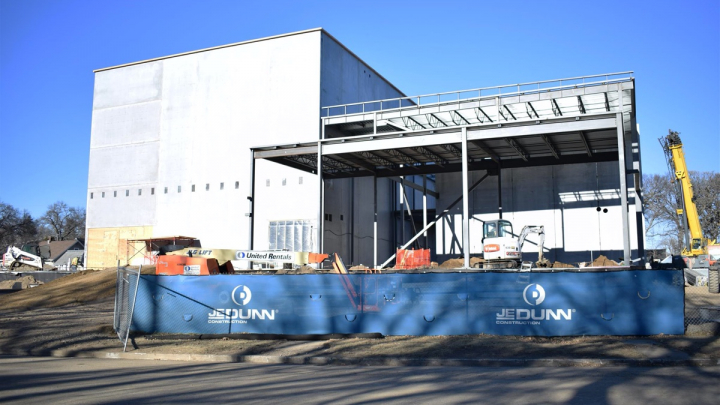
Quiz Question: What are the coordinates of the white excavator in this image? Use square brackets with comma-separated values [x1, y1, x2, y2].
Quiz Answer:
[2, 246, 44, 270]
[479, 219, 549, 270]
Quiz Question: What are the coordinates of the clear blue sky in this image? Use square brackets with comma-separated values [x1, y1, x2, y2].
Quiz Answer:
[1, 0, 718, 218]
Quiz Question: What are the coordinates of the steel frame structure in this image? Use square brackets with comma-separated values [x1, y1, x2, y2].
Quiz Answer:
[249, 72, 642, 268]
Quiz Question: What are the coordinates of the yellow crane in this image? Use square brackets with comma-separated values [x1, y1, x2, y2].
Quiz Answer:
[660, 130, 715, 261]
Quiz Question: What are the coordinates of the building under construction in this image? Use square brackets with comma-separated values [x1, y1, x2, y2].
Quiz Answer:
[86, 28, 643, 269]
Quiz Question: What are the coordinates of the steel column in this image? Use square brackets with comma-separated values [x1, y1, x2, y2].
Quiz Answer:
[423, 175, 428, 249]
[317, 141, 324, 253]
[616, 112, 631, 263]
[248, 149, 255, 250]
[497, 162, 503, 219]
[462, 127, 470, 269]
[401, 177, 405, 247]
[374, 176, 378, 268]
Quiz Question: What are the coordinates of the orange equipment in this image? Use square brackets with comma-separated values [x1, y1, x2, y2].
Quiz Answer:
[155, 255, 221, 275]
[394, 249, 431, 269]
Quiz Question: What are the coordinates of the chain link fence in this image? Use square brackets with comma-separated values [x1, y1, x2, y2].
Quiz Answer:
[684, 266, 720, 333]
[114, 265, 141, 351]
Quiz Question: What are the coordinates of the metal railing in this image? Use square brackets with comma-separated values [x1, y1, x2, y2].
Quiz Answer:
[321, 71, 633, 118]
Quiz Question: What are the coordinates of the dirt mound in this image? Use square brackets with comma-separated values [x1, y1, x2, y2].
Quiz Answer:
[591, 255, 619, 267]
[439, 257, 483, 268]
[0, 266, 154, 311]
[349, 264, 369, 271]
[552, 261, 575, 268]
[0, 275, 43, 290]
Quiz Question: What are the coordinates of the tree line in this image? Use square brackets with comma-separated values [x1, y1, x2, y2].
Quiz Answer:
[0, 201, 86, 248]
[643, 171, 720, 254]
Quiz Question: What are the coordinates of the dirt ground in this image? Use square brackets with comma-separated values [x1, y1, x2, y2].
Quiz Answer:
[0, 268, 719, 361]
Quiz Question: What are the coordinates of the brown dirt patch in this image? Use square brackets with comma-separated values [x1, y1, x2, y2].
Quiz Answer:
[439, 257, 483, 268]
[592, 255, 620, 267]
[0, 266, 154, 311]
[552, 261, 575, 268]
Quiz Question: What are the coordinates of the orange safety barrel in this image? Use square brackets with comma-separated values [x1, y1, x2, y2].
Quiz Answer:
[156, 255, 220, 275]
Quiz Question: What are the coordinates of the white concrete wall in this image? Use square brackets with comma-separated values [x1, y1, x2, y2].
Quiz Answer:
[88, 31, 324, 250]
[435, 162, 639, 264]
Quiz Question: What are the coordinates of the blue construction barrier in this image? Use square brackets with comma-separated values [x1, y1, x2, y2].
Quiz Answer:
[131, 269, 685, 336]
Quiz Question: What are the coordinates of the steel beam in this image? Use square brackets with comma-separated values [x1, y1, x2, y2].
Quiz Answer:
[254, 145, 317, 159]
[505, 138, 529, 161]
[249, 149, 255, 250]
[317, 141, 324, 254]
[475, 107, 493, 123]
[577, 95, 586, 114]
[389, 176, 439, 198]
[426, 113, 449, 128]
[552, 99, 563, 116]
[503, 105, 517, 121]
[423, 175, 428, 249]
[526, 102, 539, 119]
[540, 134, 560, 159]
[579, 131, 593, 156]
[323, 132, 462, 155]
[411, 146, 448, 166]
[402, 116, 426, 130]
[451, 110, 471, 125]
[462, 127, 470, 269]
[374, 176, 378, 268]
[616, 112, 631, 263]
[470, 140, 500, 163]
[441, 144, 463, 159]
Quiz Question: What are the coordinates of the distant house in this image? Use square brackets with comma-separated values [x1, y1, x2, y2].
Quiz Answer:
[39, 239, 84, 269]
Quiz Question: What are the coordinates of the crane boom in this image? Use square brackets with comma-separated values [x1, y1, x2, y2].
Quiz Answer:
[660, 130, 708, 257]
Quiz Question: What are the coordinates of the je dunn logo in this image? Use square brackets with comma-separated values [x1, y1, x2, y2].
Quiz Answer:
[523, 284, 546, 306]
[231, 285, 252, 306]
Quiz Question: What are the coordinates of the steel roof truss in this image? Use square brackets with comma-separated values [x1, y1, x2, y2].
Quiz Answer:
[577, 95, 586, 114]
[426, 113, 449, 128]
[579, 131, 593, 156]
[402, 116, 426, 131]
[387, 149, 422, 168]
[604, 92, 610, 112]
[526, 102, 540, 119]
[470, 140, 500, 163]
[552, 99, 563, 117]
[340, 153, 377, 172]
[441, 144, 463, 160]
[540, 134, 560, 159]
[474, 107, 493, 123]
[505, 138, 529, 161]
[411, 146, 447, 166]
[358, 151, 396, 168]
[451, 110, 471, 125]
[503, 105, 517, 121]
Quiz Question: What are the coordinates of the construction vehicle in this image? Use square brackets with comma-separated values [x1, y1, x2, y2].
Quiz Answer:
[479, 219, 549, 269]
[660, 130, 718, 267]
[660, 130, 720, 290]
[2, 246, 44, 270]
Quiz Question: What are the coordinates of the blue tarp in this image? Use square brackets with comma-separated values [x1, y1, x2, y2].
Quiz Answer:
[131, 269, 685, 336]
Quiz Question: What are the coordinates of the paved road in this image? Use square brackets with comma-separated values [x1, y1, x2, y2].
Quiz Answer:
[1, 356, 718, 404]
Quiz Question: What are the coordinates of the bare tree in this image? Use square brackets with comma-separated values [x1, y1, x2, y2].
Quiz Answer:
[40, 202, 86, 241]
[0, 201, 38, 248]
